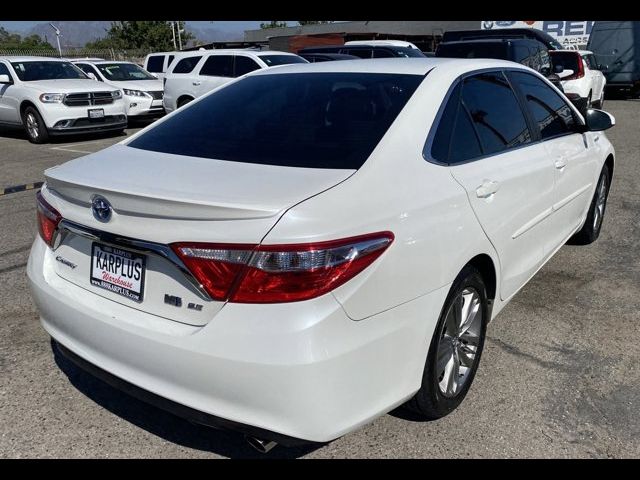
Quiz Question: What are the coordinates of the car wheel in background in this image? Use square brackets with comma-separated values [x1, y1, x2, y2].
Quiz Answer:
[405, 265, 488, 419]
[177, 97, 193, 109]
[22, 106, 50, 144]
[569, 166, 611, 245]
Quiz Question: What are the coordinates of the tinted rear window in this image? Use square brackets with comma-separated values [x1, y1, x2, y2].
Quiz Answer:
[436, 42, 509, 60]
[257, 55, 308, 66]
[146, 55, 164, 73]
[550, 51, 580, 72]
[128, 72, 423, 169]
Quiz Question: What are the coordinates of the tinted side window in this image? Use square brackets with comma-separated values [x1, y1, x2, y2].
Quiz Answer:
[508, 71, 577, 140]
[429, 82, 483, 164]
[461, 72, 531, 156]
[0, 62, 11, 78]
[345, 48, 373, 59]
[430, 83, 460, 162]
[167, 55, 175, 68]
[146, 55, 164, 73]
[172, 56, 201, 74]
[450, 105, 483, 164]
[199, 56, 233, 77]
[373, 49, 395, 58]
[234, 56, 261, 77]
[513, 45, 530, 64]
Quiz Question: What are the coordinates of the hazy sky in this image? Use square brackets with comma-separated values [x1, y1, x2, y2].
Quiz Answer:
[0, 21, 266, 33]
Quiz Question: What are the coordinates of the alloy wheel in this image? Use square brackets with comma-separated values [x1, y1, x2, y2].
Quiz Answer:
[436, 287, 483, 398]
[26, 113, 39, 139]
[593, 173, 608, 231]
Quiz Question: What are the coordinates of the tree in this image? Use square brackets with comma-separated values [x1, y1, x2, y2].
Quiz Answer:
[85, 21, 195, 51]
[297, 21, 332, 26]
[0, 27, 54, 50]
[260, 21, 287, 29]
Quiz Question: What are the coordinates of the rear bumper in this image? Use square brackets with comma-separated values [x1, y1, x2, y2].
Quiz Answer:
[53, 340, 311, 446]
[27, 236, 446, 443]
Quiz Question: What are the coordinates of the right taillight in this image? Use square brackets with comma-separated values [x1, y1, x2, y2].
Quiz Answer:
[36, 191, 61, 247]
[171, 231, 394, 303]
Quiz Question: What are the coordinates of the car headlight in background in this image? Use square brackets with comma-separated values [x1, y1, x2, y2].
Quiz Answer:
[112, 90, 123, 99]
[39, 93, 65, 103]
[123, 89, 149, 98]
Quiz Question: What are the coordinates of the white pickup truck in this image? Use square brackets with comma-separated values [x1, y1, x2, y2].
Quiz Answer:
[0, 56, 127, 143]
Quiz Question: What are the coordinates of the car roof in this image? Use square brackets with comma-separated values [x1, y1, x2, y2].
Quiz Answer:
[0, 56, 68, 62]
[249, 57, 533, 77]
[552, 49, 593, 55]
[439, 38, 534, 45]
[73, 60, 136, 65]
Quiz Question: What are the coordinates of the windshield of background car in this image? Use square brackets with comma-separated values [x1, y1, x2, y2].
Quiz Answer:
[129, 72, 424, 169]
[436, 42, 509, 60]
[549, 51, 581, 73]
[257, 55, 308, 66]
[97, 63, 156, 81]
[10, 61, 87, 81]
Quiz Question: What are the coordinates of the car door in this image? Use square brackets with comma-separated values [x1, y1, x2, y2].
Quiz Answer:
[195, 55, 234, 98]
[443, 71, 556, 300]
[508, 70, 596, 252]
[0, 60, 20, 124]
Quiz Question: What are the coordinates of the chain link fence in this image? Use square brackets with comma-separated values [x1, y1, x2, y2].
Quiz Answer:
[0, 49, 153, 65]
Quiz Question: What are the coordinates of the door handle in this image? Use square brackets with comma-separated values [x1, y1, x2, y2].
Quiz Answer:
[192, 81, 201, 86]
[475, 180, 500, 199]
[554, 157, 568, 170]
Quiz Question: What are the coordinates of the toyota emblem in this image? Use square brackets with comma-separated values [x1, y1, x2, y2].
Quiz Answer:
[91, 195, 112, 222]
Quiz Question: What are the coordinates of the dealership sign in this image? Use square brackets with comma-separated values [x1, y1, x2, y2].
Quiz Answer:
[481, 21, 595, 47]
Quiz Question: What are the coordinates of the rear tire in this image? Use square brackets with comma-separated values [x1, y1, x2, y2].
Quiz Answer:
[569, 166, 611, 245]
[405, 265, 488, 419]
[177, 97, 193, 109]
[22, 106, 49, 144]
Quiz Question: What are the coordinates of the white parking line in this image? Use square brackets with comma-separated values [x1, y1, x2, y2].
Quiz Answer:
[49, 140, 111, 154]
[50, 147, 94, 154]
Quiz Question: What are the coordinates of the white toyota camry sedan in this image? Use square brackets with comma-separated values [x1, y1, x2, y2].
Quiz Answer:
[27, 58, 615, 451]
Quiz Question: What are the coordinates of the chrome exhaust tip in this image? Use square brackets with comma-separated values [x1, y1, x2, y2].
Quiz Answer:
[245, 435, 278, 454]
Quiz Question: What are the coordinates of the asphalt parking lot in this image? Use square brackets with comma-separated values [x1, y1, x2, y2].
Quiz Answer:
[0, 102, 639, 459]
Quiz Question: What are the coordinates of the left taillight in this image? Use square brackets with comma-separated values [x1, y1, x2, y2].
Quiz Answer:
[36, 191, 61, 247]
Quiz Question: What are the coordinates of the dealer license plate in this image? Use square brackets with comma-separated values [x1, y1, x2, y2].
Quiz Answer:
[90, 243, 146, 302]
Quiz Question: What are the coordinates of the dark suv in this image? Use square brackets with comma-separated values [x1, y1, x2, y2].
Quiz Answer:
[435, 38, 563, 91]
[298, 44, 425, 59]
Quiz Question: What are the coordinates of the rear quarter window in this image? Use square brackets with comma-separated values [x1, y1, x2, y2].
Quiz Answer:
[146, 55, 164, 73]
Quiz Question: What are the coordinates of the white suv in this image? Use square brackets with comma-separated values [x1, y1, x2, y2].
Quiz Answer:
[551, 49, 607, 114]
[0, 57, 126, 143]
[163, 50, 307, 112]
[73, 60, 164, 119]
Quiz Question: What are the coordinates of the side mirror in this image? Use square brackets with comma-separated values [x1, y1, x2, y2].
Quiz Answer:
[584, 109, 615, 131]
[0, 74, 12, 84]
[558, 69, 574, 79]
[86, 72, 98, 81]
[553, 64, 564, 74]
[150, 72, 159, 78]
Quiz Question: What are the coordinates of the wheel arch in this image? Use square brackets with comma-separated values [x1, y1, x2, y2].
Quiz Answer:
[604, 153, 614, 179]
[177, 95, 194, 107]
[466, 254, 497, 302]
[19, 99, 39, 117]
